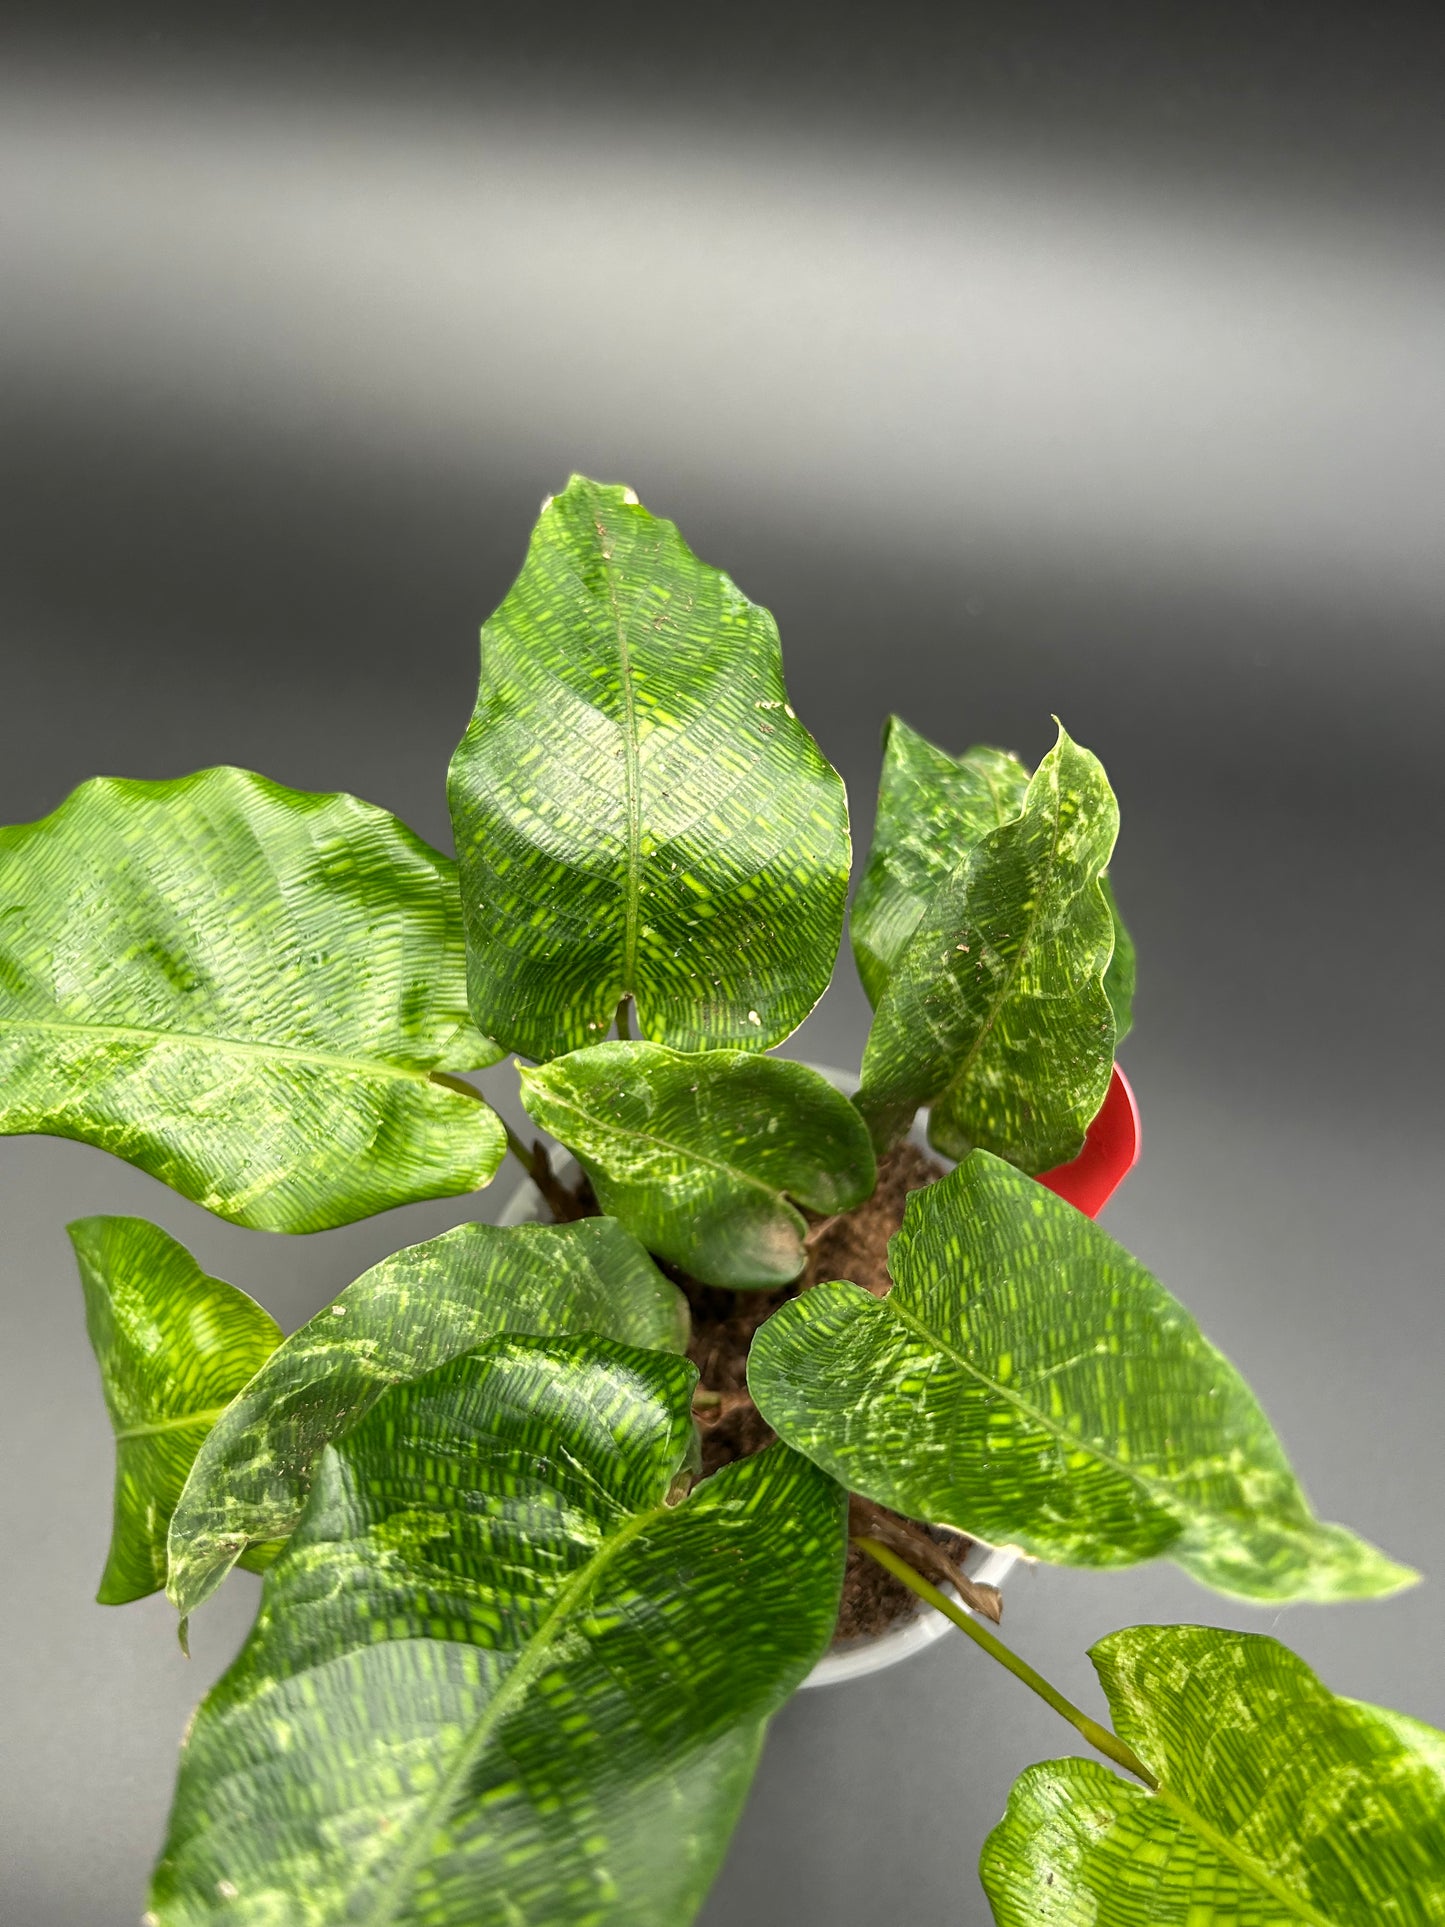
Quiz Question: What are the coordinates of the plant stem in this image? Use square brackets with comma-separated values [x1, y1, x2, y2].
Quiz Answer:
[853, 1537, 1157, 1789]
[501, 1122, 585, 1222]
[848, 1496, 1002, 1623]
[803, 1212, 843, 1249]
[615, 996, 632, 1041]
[428, 1070, 488, 1103]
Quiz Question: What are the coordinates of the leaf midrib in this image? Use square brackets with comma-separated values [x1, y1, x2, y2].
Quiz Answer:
[869, 751, 1027, 990]
[526, 1081, 793, 1208]
[354, 1496, 665, 1927]
[932, 758, 1065, 1112]
[0, 1013, 455, 1088]
[882, 1293, 1185, 1530]
[594, 508, 643, 999]
[116, 1404, 232, 1441]
[1148, 1782, 1342, 1926]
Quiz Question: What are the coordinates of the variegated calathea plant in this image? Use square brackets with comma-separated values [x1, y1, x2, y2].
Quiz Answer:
[7, 475, 1440, 1925]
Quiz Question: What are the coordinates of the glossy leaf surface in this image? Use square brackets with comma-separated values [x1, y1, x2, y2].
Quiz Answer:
[167, 1218, 689, 1620]
[519, 1041, 876, 1288]
[749, 1154, 1412, 1602]
[1101, 874, 1136, 1043]
[982, 1625, 1445, 1924]
[151, 1335, 845, 1927]
[72, 1216, 281, 1604]
[855, 725, 1117, 1169]
[851, 718, 1029, 1008]
[447, 476, 850, 1061]
[0, 768, 505, 1230]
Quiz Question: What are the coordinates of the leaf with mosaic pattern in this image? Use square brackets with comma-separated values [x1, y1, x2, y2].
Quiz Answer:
[982, 1625, 1445, 1925]
[149, 1335, 845, 1927]
[72, 1216, 282, 1605]
[854, 724, 1117, 1169]
[1101, 874, 1136, 1044]
[748, 1153, 1413, 1602]
[851, 717, 1029, 1009]
[0, 768, 505, 1230]
[167, 1218, 690, 1621]
[519, 1042, 876, 1288]
[447, 476, 851, 1062]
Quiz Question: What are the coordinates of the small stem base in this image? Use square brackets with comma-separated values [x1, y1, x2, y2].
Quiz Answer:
[502, 1123, 589, 1222]
[847, 1496, 1002, 1623]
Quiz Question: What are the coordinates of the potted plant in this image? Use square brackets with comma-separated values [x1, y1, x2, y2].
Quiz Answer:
[4, 476, 1439, 1922]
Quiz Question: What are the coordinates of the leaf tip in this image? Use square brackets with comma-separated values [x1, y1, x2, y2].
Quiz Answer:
[973, 1582, 1005, 1625]
[1347, 1545, 1422, 1601]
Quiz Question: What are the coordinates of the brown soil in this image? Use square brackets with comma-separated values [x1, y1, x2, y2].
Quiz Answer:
[798, 1136, 943, 1292]
[542, 1137, 966, 1648]
[835, 1536, 915, 1640]
[681, 1136, 942, 1468]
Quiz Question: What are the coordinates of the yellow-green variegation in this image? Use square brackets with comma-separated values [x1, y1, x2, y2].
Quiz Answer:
[166, 1217, 690, 1621]
[851, 718, 1029, 1008]
[149, 1336, 845, 1927]
[748, 1153, 1413, 1603]
[853, 716, 1136, 1046]
[72, 1216, 282, 1604]
[854, 724, 1117, 1169]
[447, 477, 851, 1062]
[1100, 874, 1136, 1044]
[982, 1625, 1445, 1924]
[0, 769, 506, 1230]
[518, 1042, 876, 1288]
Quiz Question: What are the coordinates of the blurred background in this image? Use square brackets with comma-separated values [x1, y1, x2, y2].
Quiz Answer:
[2, 5, 1442, 1922]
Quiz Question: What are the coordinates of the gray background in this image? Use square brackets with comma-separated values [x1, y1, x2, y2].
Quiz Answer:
[2, 7, 1442, 1922]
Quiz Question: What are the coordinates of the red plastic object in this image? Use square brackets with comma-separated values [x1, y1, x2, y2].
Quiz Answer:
[1035, 1065, 1140, 1218]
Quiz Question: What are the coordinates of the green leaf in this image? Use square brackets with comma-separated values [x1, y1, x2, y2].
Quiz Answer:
[519, 1042, 877, 1288]
[150, 1335, 845, 1927]
[981, 1625, 1445, 1925]
[851, 717, 1029, 1008]
[167, 1217, 690, 1620]
[0, 768, 506, 1230]
[748, 1153, 1413, 1602]
[447, 476, 851, 1061]
[1101, 874, 1136, 1044]
[854, 723, 1117, 1170]
[71, 1216, 282, 1605]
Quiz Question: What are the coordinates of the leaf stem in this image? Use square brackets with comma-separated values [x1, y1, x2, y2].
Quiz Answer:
[848, 1497, 1002, 1623]
[500, 1123, 586, 1222]
[615, 996, 633, 1041]
[427, 1070, 488, 1102]
[853, 1536, 1157, 1789]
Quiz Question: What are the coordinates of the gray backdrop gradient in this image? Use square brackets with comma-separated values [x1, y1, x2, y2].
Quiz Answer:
[2, 11, 1441, 1923]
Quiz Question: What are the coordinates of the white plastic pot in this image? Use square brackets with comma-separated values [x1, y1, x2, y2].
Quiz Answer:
[495, 1062, 1016, 1687]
